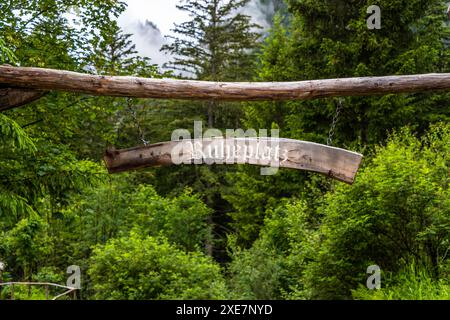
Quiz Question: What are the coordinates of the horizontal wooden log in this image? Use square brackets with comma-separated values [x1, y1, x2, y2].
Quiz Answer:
[0, 86, 47, 111]
[104, 138, 363, 184]
[1, 66, 450, 103]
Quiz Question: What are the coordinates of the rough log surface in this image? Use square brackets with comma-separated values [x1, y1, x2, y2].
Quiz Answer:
[104, 138, 363, 184]
[0, 86, 47, 111]
[1, 65, 450, 102]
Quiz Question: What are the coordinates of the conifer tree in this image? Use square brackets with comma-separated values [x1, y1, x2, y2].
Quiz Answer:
[225, 0, 450, 246]
[157, 0, 263, 258]
[162, 0, 260, 81]
[162, 0, 261, 127]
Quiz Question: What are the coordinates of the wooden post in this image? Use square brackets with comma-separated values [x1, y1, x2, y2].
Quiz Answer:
[45, 284, 49, 300]
[11, 284, 14, 300]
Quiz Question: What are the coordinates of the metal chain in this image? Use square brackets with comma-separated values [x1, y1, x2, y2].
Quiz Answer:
[114, 107, 125, 142]
[327, 98, 343, 146]
[126, 97, 149, 146]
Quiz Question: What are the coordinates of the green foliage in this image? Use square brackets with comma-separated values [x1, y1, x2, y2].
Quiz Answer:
[227, 200, 318, 299]
[0, 0, 127, 69]
[62, 179, 212, 254]
[0, 36, 18, 63]
[0, 285, 47, 300]
[129, 185, 213, 252]
[1, 0, 450, 301]
[162, 0, 261, 80]
[1, 139, 104, 225]
[226, 0, 450, 243]
[88, 231, 228, 299]
[352, 263, 450, 300]
[223, 165, 314, 246]
[32, 266, 64, 284]
[249, 0, 450, 144]
[227, 123, 450, 300]
[0, 114, 36, 152]
[0, 114, 36, 220]
[0, 215, 52, 279]
[300, 123, 450, 299]
[227, 235, 285, 299]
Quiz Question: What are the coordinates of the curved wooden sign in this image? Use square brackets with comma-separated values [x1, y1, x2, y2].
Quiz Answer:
[104, 138, 363, 184]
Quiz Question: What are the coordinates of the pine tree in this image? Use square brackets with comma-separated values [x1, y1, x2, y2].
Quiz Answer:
[161, 0, 262, 129]
[162, 0, 260, 81]
[77, 21, 161, 159]
[155, 0, 263, 258]
[248, 0, 450, 145]
[225, 0, 450, 246]
[89, 21, 137, 76]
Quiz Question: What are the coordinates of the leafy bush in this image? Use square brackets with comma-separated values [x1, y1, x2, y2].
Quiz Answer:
[228, 123, 450, 300]
[301, 123, 450, 299]
[352, 263, 450, 300]
[88, 231, 228, 300]
[62, 180, 212, 254]
[0, 215, 52, 279]
[227, 200, 317, 299]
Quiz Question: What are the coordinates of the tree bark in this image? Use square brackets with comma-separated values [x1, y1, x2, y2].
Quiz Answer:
[0, 86, 47, 112]
[2, 66, 450, 104]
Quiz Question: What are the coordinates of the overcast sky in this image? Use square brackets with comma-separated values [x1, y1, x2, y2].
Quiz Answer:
[117, 0, 272, 68]
[117, 0, 188, 67]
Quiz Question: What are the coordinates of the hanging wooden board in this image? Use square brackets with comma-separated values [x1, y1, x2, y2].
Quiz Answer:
[104, 138, 363, 184]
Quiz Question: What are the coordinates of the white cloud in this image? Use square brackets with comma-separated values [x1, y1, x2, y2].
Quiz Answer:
[118, 0, 271, 68]
[242, 0, 275, 30]
[118, 0, 190, 66]
[118, 0, 189, 36]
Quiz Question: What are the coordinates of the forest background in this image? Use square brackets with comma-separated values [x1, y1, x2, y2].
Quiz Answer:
[0, 0, 450, 300]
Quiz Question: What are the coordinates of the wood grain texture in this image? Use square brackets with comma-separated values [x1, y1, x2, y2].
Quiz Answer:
[104, 138, 363, 184]
[0, 86, 47, 111]
[1, 65, 450, 102]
